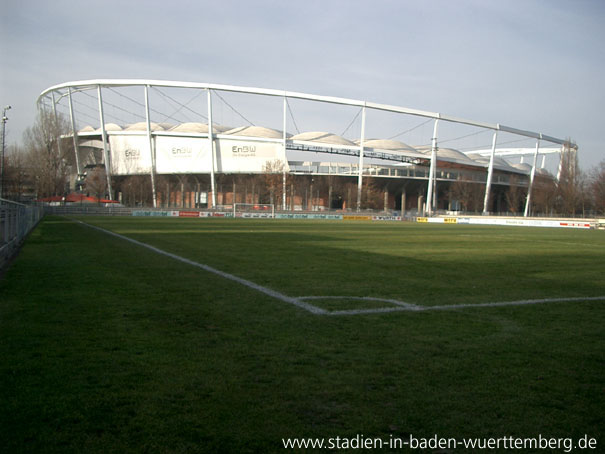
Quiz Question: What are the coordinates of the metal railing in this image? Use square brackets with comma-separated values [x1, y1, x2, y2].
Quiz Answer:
[0, 199, 45, 266]
[44, 205, 134, 216]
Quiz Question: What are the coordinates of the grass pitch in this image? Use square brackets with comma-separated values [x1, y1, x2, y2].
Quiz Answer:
[1, 216, 604, 452]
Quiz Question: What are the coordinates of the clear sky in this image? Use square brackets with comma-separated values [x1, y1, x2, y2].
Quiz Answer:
[1, 0, 603, 169]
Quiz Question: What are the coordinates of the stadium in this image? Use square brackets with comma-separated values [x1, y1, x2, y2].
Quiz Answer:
[37, 79, 577, 216]
[1, 81, 602, 454]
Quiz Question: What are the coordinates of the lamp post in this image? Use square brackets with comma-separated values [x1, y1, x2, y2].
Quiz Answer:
[1, 105, 11, 199]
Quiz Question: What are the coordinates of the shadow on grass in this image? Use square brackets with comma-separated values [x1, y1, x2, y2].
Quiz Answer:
[79, 216, 605, 309]
[1, 217, 602, 453]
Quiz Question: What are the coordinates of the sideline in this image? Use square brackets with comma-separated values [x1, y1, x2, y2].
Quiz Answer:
[72, 218, 605, 316]
[72, 218, 327, 315]
[309, 296, 605, 316]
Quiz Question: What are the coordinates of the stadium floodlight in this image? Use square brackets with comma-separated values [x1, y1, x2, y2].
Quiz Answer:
[1, 105, 12, 199]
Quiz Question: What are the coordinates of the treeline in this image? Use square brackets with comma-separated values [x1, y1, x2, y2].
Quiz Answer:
[2, 111, 75, 200]
[449, 152, 604, 216]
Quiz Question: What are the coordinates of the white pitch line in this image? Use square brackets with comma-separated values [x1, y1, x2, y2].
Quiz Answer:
[424, 296, 605, 312]
[319, 295, 605, 316]
[328, 307, 413, 316]
[298, 295, 420, 310]
[73, 219, 327, 315]
[72, 219, 605, 317]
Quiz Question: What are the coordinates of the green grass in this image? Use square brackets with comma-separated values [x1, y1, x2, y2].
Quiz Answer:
[78, 216, 605, 308]
[1, 216, 604, 453]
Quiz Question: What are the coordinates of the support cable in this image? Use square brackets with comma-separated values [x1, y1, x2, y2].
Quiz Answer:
[106, 87, 174, 123]
[388, 118, 432, 140]
[68, 98, 108, 129]
[72, 97, 101, 115]
[70, 100, 102, 124]
[151, 91, 193, 123]
[285, 98, 300, 134]
[438, 128, 489, 145]
[82, 89, 146, 122]
[459, 136, 533, 152]
[340, 107, 362, 137]
[212, 91, 254, 126]
[152, 87, 208, 123]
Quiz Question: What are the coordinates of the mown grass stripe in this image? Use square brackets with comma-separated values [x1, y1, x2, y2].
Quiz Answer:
[75, 218, 605, 317]
[324, 295, 605, 315]
[72, 218, 327, 315]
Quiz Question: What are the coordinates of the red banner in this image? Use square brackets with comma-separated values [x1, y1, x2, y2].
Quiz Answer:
[178, 211, 200, 218]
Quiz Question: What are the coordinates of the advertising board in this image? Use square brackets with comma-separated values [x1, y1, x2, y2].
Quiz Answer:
[109, 136, 151, 175]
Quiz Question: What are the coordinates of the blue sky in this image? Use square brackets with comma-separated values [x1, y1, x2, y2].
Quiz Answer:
[1, 0, 603, 168]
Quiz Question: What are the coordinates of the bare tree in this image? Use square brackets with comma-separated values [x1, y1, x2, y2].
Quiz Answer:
[232, 174, 249, 205]
[363, 178, 384, 210]
[341, 179, 357, 211]
[245, 173, 264, 205]
[23, 110, 74, 198]
[531, 176, 557, 216]
[588, 160, 605, 215]
[556, 149, 584, 216]
[154, 175, 170, 207]
[505, 175, 526, 214]
[449, 180, 484, 213]
[84, 166, 108, 202]
[118, 175, 151, 207]
[3, 145, 30, 201]
[292, 174, 311, 210]
[262, 159, 286, 206]
[326, 176, 351, 210]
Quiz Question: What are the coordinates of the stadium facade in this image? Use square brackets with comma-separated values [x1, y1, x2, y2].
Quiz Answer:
[38, 80, 577, 216]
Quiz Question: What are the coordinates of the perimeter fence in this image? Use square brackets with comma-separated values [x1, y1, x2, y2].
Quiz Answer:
[0, 199, 44, 267]
[44, 206, 134, 216]
[2, 201, 600, 269]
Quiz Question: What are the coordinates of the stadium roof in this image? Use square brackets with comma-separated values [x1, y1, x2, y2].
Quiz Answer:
[416, 146, 479, 167]
[38, 79, 576, 147]
[224, 126, 287, 139]
[125, 122, 165, 132]
[73, 120, 555, 176]
[171, 122, 229, 134]
[362, 139, 417, 153]
[467, 153, 518, 172]
[291, 131, 356, 146]
[95, 123, 122, 132]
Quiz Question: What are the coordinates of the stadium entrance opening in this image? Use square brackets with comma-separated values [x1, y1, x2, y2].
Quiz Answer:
[331, 194, 344, 210]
